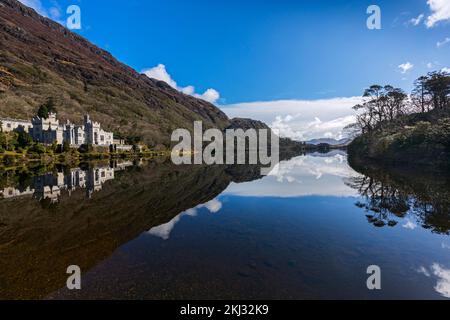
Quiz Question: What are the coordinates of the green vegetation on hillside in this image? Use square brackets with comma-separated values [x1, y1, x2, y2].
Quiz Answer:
[0, 0, 230, 147]
[347, 71, 450, 168]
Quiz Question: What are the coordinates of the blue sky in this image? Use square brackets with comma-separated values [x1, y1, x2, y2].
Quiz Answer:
[19, 0, 450, 140]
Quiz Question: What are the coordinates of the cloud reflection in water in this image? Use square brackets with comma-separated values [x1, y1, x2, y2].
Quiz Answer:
[147, 198, 222, 240]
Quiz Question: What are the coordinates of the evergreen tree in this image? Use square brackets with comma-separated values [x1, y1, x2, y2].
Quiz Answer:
[37, 97, 57, 118]
[17, 131, 33, 148]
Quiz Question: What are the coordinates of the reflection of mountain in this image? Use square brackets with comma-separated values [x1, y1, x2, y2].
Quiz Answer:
[0, 161, 261, 299]
[347, 159, 450, 234]
[307, 138, 351, 146]
[224, 152, 358, 198]
[309, 149, 347, 158]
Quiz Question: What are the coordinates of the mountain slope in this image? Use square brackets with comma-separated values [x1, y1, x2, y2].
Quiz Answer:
[306, 138, 351, 146]
[227, 118, 272, 131]
[0, 0, 230, 145]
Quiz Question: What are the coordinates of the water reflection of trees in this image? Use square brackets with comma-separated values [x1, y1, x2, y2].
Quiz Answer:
[346, 166, 450, 234]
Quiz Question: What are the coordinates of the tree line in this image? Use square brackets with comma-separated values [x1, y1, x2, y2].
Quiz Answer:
[348, 70, 450, 135]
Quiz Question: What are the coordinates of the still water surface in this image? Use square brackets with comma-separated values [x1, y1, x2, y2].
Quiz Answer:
[0, 152, 449, 299]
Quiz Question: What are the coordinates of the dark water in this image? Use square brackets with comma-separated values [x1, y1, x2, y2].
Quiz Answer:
[0, 152, 449, 300]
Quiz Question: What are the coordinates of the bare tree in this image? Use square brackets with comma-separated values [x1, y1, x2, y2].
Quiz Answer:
[385, 86, 407, 121]
[411, 76, 431, 113]
[424, 71, 450, 110]
[350, 85, 407, 134]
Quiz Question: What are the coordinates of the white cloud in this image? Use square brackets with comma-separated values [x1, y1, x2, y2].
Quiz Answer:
[427, 62, 434, 69]
[181, 85, 195, 95]
[271, 114, 304, 141]
[142, 64, 220, 104]
[19, 0, 48, 16]
[437, 37, 450, 48]
[18, 0, 65, 25]
[49, 6, 61, 19]
[222, 97, 362, 141]
[442, 67, 450, 73]
[200, 88, 220, 104]
[146, 211, 190, 240]
[426, 0, 450, 28]
[432, 264, 450, 298]
[409, 14, 425, 26]
[417, 266, 431, 277]
[147, 198, 222, 240]
[402, 219, 417, 230]
[202, 198, 222, 213]
[417, 263, 450, 298]
[142, 64, 177, 88]
[142, 64, 361, 140]
[398, 62, 414, 74]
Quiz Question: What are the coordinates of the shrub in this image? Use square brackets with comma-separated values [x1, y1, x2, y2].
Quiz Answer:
[2, 155, 17, 166]
[28, 143, 46, 154]
[79, 144, 94, 153]
[17, 131, 33, 148]
[62, 141, 70, 152]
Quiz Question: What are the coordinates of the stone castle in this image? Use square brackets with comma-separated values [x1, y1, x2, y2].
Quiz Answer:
[0, 112, 118, 147]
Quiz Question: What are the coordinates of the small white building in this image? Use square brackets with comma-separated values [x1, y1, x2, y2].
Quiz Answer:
[0, 118, 33, 134]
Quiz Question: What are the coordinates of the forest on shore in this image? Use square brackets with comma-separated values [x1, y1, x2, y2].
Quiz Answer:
[347, 70, 450, 169]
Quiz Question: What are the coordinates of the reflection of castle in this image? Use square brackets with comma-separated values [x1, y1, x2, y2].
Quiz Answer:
[0, 161, 136, 203]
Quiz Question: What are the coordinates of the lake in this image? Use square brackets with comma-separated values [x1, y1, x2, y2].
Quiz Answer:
[0, 152, 449, 299]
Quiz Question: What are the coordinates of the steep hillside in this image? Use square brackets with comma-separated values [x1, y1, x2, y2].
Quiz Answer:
[227, 117, 272, 131]
[0, 0, 230, 145]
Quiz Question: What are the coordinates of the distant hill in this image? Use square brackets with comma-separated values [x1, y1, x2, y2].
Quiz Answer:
[227, 118, 271, 131]
[0, 0, 230, 146]
[227, 118, 307, 158]
[306, 138, 351, 146]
